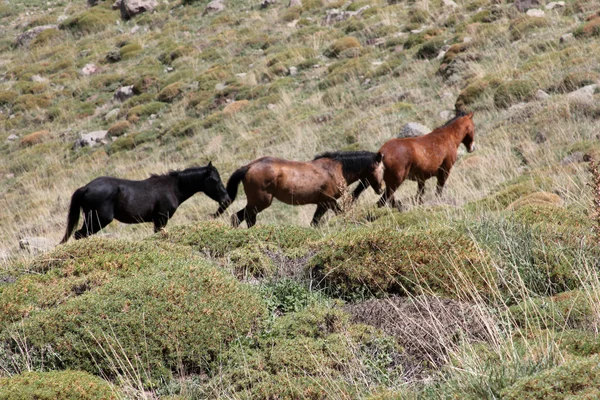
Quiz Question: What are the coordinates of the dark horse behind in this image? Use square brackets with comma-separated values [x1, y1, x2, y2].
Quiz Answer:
[213, 151, 384, 227]
[61, 162, 230, 243]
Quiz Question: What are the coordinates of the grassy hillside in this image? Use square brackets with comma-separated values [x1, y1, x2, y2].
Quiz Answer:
[1, 0, 600, 398]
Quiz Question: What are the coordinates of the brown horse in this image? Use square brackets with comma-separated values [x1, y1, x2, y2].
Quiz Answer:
[365, 112, 475, 209]
[214, 151, 384, 227]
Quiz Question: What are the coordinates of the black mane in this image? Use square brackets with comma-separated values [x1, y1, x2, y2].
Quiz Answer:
[313, 150, 378, 175]
[439, 110, 468, 128]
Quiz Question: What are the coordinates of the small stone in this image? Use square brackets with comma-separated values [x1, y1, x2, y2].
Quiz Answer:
[463, 36, 473, 43]
[261, 0, 276, 8]
[526, 8, 545, 17]
[114, 85, 135, 102]
[235, 73, 247, 78]
[215, 83, 226, 91]
[514, 0, 540, 12]
[31, 75, 48, 83]
[203, 0, 225, 14]
[6, 134, 19, 142]
[560, 33, 574, 43]
[536, 89, 550, 100]
[289, 66, 298, 76]
[561, 151, 586, 165]
[81, 63, 99, 76]
[150, 114, 157, 119]
[442, 0, 458, 7]
[5, 173, 14, 179]
[130, 25, 140, 34]
[16, 25, 57, 47]
[398, 122, 430, 138]
[545, 1, 565, 9]
[73, 130, 109, 149]
[567, 84, 597, 106]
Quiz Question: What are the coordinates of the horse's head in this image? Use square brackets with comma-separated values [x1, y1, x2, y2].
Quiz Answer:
[461, 112, 476, 153]
[203, 162, 231, 207]
[363, 152, 385, 195]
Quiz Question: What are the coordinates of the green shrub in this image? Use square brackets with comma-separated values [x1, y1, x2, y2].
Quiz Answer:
[416, 36, 445, 59]
[59, 7, 118, 35]
[30, 28, 65, 47]
[409, 8, 430, 24]
[12, 94, 52, 112]
[163, 118, 200, 138]
[127, 101, 165, 118]
[573, 16, 600, 38]
[108, 130, 157, 153]
[508, 290, 596, 331]
[106, 121, 130, 136]
[307, 226, 493, 300]
[559, 71, 600, 92]
[0, 90, 18, 106]
[0, 370, 119, 400]
[119, 42, 143, 59]
[501, 354, 600, 399]
[324, 36, 361, 58]
[157, 81, 185, 103]
[150, 221, 319, 257]
[1, 239, 266, 381]
[204, 305, 401, 399]
[493, 80, 536, 108]
[509, 16, 549, 41]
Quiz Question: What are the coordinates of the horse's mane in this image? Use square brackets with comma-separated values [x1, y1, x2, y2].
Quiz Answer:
[313, 151, 378, 175]
[149, 166, 210, 185]
[439, 110, 469, 129]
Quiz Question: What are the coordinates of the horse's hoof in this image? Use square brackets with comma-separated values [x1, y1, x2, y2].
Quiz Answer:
[231, 214, 240, 228]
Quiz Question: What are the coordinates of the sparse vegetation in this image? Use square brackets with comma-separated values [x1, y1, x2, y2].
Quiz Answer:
[1, 0, 600, 397]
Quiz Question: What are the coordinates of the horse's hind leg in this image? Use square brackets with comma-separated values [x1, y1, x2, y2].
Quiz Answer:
[74, 209, 113, 239]
[311, 204, 328, 226]
[416, 179, 425, 204]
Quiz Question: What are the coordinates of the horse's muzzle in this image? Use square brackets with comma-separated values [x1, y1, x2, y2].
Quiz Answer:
[468, 143, 476, 153]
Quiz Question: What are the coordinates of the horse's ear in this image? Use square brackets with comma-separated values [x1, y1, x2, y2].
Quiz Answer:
[376, 152, 384, 163]
[467, 112, 474, 119]
[208, 161, 213, 168]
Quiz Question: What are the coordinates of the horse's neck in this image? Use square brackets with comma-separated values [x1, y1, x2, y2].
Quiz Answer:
[176, 172, 207, 200]
[434, 124, 464, 149]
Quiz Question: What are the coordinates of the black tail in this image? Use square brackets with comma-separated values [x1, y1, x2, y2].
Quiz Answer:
[60, 187, 86, 244]
[213, 165, 250, 218]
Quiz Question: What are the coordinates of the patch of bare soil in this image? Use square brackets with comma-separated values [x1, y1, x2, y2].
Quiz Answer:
[345, 295, 495, 382]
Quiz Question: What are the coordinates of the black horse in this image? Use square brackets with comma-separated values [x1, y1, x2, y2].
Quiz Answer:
[60, 162, 230, 243]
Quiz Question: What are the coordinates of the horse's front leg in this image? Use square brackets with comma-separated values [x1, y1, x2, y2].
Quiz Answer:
[311, 204, 328, 227]
[351, 181, 368, 202]
[436, 168, 450, 197]
[416, 179, 425, 204]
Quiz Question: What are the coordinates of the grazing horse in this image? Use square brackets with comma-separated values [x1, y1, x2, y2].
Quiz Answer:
[213, 151, 385, 227]
[364, 112, 475, 209]
[60, 162, 230, 243]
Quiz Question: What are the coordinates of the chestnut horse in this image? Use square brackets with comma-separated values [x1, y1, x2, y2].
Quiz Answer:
[362, 112, 475, 209]
[214, 151, 384, 227]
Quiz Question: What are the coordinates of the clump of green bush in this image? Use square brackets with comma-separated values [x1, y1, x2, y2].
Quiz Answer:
[0, 370, 119, 400]
[307, 225, 493, 300]
[501, 354, 600, 399]
[324, 36, 361, 58]
[1, 239, 266, 381]
[509, 16, 549, 41]
[494, 79, 536, 108]
[455, 76, 502, 111]
[59, 7, 118, 35]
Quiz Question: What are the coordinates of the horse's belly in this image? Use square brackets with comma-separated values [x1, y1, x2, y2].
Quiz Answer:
[274, 190, 316, 205]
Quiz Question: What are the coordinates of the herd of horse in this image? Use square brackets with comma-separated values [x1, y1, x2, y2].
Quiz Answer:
[60, 112, 476, 243]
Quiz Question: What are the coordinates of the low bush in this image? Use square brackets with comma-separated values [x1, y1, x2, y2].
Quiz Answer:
[0, 370, 119, 400]
[59, 7, 118, 35]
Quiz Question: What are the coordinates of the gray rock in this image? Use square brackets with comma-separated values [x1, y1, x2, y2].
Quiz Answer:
[545, 1, 565, 9]
[439, 110, 454, 120]
[442, 0, 457, 7]
[567, 84, 597, 106]
[289, 66, 298, 76]
[19, 237, 53, 254]
[536, 89, 550, 100]
[105, 109, 120, 122]
[560, 33, 574, 43]
[73, 130, 109, 149]
[6, 134, 19, 142]
[289, 0, 301, 7]
[526, 8, 545, 17]
[203, 0, 225, 14]
[114, 85, 135, 102]
[514, 0, 540, 12]
[323, 5, 370, 24]
[81, 63, 99, 76]
[398, 122, 430, 138]
[31, 75, 48, 83]
[533, 131, 547, 144]
[16, 25, 58, 47]
[114, 0, 157, 19]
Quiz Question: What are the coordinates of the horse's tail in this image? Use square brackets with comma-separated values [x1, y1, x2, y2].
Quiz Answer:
[213, 165, 250, 218]
[60, 187, 86, 244]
